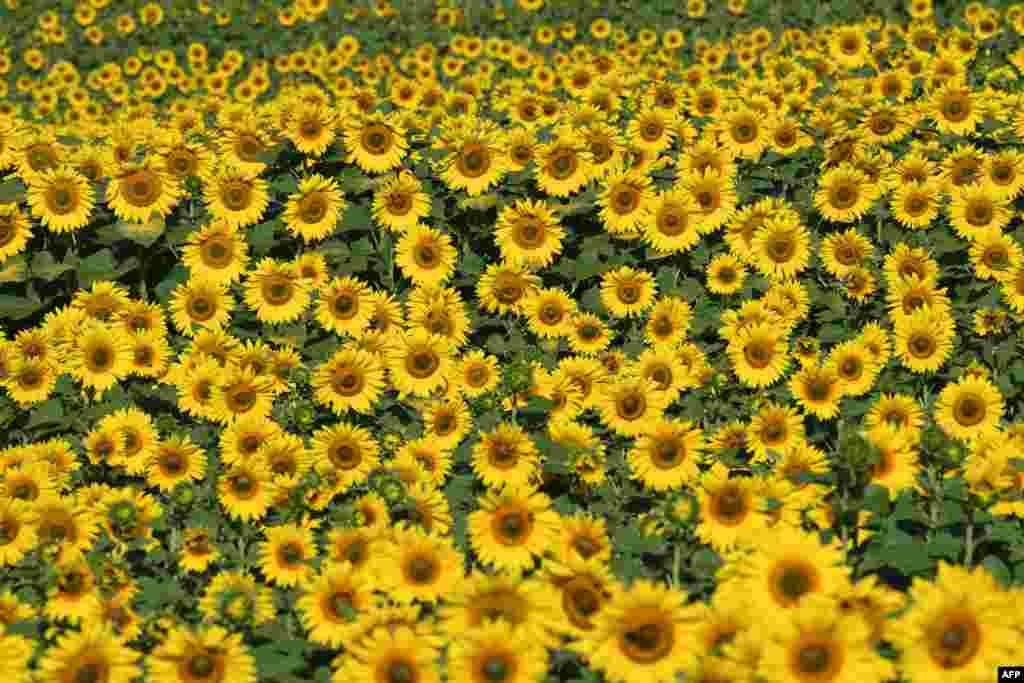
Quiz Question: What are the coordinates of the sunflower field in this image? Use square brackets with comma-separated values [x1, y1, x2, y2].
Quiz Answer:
[3, 0, 1024, 681]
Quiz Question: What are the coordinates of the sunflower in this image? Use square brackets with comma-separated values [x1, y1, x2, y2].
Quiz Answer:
[372, 170, 431, 232]
[863, 423, 921, 501]
[864, 393, 923, 439]
[929, 78, 980, 136]
[641, 189, 702, 255]
[422, 397, 473, 450]
[4, 357, 57, 406]
[814, 163, 876, 224]
[146, 434, 206, 492]
[600, 266, 657, 318]
[789, 365, 844, 420]
[893, 307, 955, 374]
[447, 619, 549, 683]
[935, 376, 1004, 443]
[0, 203, 32, 262]
[678, 168, 737, 233]
[889, 562, 1019, 683]
[819, 228, 874, 278]
[148, 624, 257, 683]
[341, 624, 441, 683]
[439, 120, 510, 197]
[45, 558, 101, 623]
[36, 622, 140, 683]
[179, 527, 219, 573]
[203, 163, 270, 229]
[523, 287, 576, 340]
[407, 286, 472, 349]
[751, 216, 812, 281]
[182, 220, 250, 284]
[372, 525, 464, 604]
[628, 418, 704, 492]
[597, 166, 655, 237]
[715, 106, 769, 159]
[169, 276, 234, 336]
[312, 347, 386, 415]
[456, 350, 501, 397]
[969, 227, 1021, 282]
[243, 258, 311, 323]
[476, 261, 541, 316]
[983, 149, 1024, 199]
[395, 224, 458, 288]
[727, 322, 790, 389]
[0, 496, 37, 567]
[576, 579, 693, 683]
[494, 198, 565, 268]
[825, 340, 877, 397]
[106, 157, 182, 224]
[312, 277, 371, 338]
[343, 111, 408, 174]
[310, 422, 380, 497]
[596, 376, 668, 438]
[67, 323, 131, 394]
[534, 126, 593, 197]
[385, 330, 453, 398]
[25, 164, 94, 234]
[394, 438, 453, 489]
[439, 569, 562, 648]
[33, 496, 98, 565]
[948, 183, 1012, 240]
[282, 174, 346, 243]
[472, 421, 541, 489]
[217, 460, 278, 523]
[468, 483, 561, 573]
[198, 570, 275, 628]
[211, 365, 275, 425]
[628, 106, 678, 154]
[285, 101, 337, 157]
[258, 522, 317, 588]
[760, 593, 897, 683]
[704, 253, 746, 295]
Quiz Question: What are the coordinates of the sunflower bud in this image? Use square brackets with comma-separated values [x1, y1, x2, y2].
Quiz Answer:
[174, 487, 194, 506]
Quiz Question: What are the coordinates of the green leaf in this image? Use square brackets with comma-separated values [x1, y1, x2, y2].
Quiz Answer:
[0, 294, 44, 320]
[614, 524, 663, 555]
[0, 178, 25, 203]
[251, 641, 304, 677]
[155, 264, 189, 303]
[350, 237, 373, 258]
[248, 220, 276, 255]
[30, 251, 74, 280]
[982, 555, 1013, 588]
[926, 532, 962, 560]
[77, 249, 118, 287]
[26, 399, 66, 430]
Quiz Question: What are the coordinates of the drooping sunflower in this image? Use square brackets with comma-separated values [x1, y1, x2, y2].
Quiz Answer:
[641, 189, 703, 255]
[343, 111, 408, 174]
[472, 421, 541, 489]
[893, 307, 955, 374]
[597, 165, 655, 237]
[36, 622, 140, 683]
[203, 163, 270, 229]
[396, 224, 458, 288]
[600, 266, 657, 318]
[575, 579, 693, 683]
[727, 322, 790, 389]
[106, 157, 182, 224]
[814, 164, 876, 223]
[533, 126, 593, 197]
[372, 525, 464, 604]
[628, 418, 704, 491]
[759, 593, 897, 683]
[297, 562, 375, 647]
[281, 174, 347, 243]
[596, 376, 668, 437]
[494, 198, 565, 268]
[147, 624, 257, 683]
[25, 163, 95, 233]
[67, 323, 132, 394]
[934, 376, 1004, 443]
[243, 258, 311, 324]
[312, 347, 386, 415]
[789, 364, 844, 420]
[372, 169, 431, 232]
[258, 522, 317, 588]
[888, 561, 1019, 683]
[468, 483, 561, 573]
[181, 220, 250, 285]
